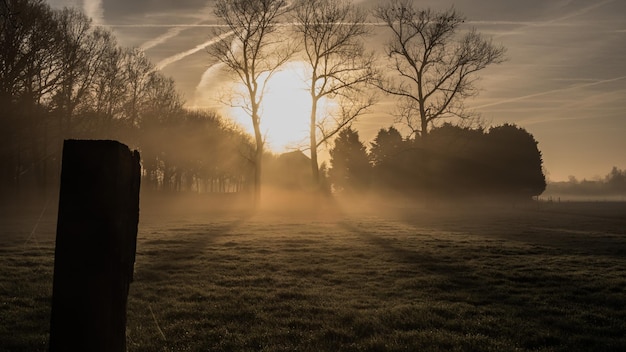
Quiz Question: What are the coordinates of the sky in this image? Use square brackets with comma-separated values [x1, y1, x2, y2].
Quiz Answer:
[46, 0, 626, 182]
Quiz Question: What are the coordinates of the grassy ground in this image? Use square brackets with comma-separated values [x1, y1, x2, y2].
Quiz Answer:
[1, 196, 625, 351]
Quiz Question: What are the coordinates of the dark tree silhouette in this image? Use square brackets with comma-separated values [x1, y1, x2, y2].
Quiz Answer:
[486, 124, 546, 198]
[329, 127, 371, 192]
[362, 123, 546, 200]
[0, 0, 256, 199]
[369, 126, 405, 165]
[369, 126, 407, 189]
[374, 2, 506, 139]
[1, 0, 59, 195]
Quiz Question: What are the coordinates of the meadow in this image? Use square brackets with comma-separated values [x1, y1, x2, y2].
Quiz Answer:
[1, 194, 625, 351]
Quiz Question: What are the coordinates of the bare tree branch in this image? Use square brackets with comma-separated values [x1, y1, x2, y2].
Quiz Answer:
[374, 1, 506, 139]
[208, 0, 296, 205]
[292, 0, 377, 185]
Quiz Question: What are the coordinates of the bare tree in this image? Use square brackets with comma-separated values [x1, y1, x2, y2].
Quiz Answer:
[52, 8, 111, 137]
[1, 0, 62, 193]
[293, 0, 376, 186]
[121, 48, 154, 127]
[88, 31, 124, 134]
[374, 1, 506, 139]
[209, 0, 294, 206]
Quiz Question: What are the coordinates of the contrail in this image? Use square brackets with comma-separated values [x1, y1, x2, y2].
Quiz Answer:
[153, 0, 615, 71]
[551, 0, 615, 23]
[141, 26, 188, 51]
[473, 76, 626, 109]
[138, 1, 217, 51]
[108, 24, 231, 28]
[155, 31, 233, 71]
[491, 0, 615, 38]
[149, 0, 617, 70]
[153, 21, 387, 70]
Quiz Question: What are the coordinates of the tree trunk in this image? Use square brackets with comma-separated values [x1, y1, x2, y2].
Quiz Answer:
[309, 102, 320, 187]
[252, 112, 263, 208]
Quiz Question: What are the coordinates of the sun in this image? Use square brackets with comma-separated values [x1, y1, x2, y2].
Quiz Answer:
[229, 61, 336, 153]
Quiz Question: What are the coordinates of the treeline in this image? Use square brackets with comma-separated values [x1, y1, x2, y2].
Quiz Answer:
[2, 0, 548, 202]
[329, 124, 546, 200]
[545, 167, 626, 199]
[1, 0, 254, 199]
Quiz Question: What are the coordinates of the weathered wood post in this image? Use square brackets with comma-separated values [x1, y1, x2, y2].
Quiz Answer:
[49, 140, 140, 352]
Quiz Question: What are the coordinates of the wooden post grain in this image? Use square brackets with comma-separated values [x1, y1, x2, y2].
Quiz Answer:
[49, 140, 140, 352]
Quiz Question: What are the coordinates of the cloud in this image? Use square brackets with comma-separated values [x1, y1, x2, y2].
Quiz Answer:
[140, 26, 188, 51]
[154, 31, 233, 71]
[83, 0, 104, 24]
[550, 0, 615, 23]
[190, 63, 229, 109]
[473, 76, 626, 110]
[484, 0, 616, 39]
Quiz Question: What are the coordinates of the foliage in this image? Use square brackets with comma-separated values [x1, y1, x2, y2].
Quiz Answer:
[485, 124, 546, 197]
[139, 109, 254, 194]
[329, 124, 545, 199]
[328, 127, 371, 192]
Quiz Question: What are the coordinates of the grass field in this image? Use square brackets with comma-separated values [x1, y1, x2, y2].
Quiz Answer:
[1, 195, 625, 351]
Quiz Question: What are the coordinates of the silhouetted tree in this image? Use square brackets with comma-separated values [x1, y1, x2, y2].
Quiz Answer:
[606, 167, 626, 193]
[52, 8, 111, 137]
[209, 0, 295, 207]
[374, 2, 506, 139]
[369, 126, 404, 166]
[486, 124, 546, 198]
[292, 0, 376, 187]
[139, 109, 253, 194]
[422, 124, 488, 194]
[88, 37, 125, 135]
[0, 0, 255, 199]
[361, 123, 546, 200]
[329, 127, 371, 192]
[1, 0, 59, 195]
[369, 126, 408, 189]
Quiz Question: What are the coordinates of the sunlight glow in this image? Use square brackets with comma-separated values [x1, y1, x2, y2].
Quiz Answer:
[229, 61, 337, 153]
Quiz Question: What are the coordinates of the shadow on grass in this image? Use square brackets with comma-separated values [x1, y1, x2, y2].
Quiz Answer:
[337, 213, 626, 352]
[135, 213, 253, 281]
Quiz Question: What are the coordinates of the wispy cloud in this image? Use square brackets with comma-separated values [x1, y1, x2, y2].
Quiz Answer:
[488, 0, 616, 38]
[83, 0, 104, 25]
[155, 31, 233, 71]
[108, 24, 229, 28]
[141, 26, 188, 51]
[473, 75, 626, 110]
[550, 0, 615, 23]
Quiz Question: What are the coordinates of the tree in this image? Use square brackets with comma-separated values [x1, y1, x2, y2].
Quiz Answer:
[486, 124, 546, 198]
[369, 126, 404, 167]
[369, 126, 407, 189]
[52, 8, 111, 137]
[120, 48, 154, 128]
[292, 0, 376, 187]
[374, 2, 505, 139]
[89, 38, 125, 135]
[209, 0, 294, 206]
[329, 127, 370, 192]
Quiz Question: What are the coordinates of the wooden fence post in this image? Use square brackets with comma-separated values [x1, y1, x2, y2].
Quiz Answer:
[49, 140, 140, 352]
